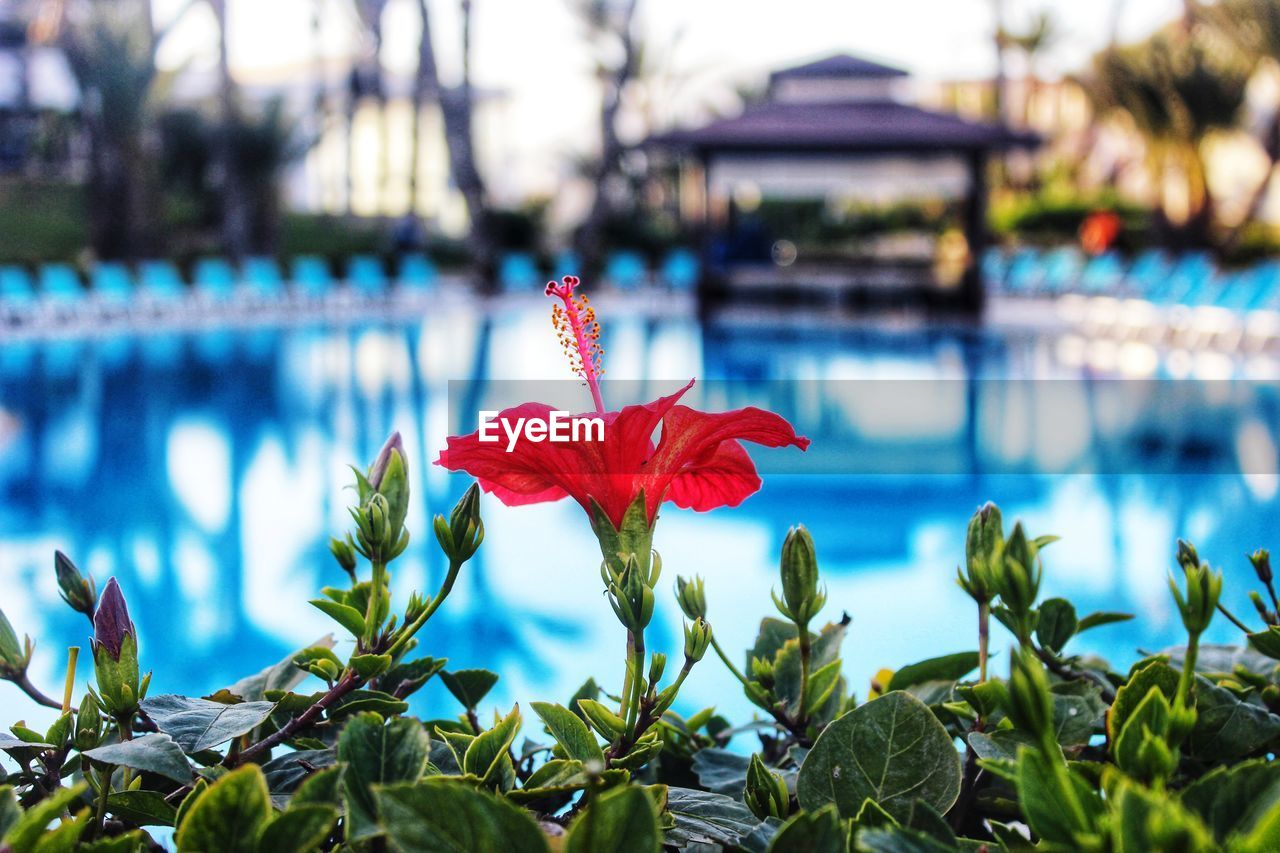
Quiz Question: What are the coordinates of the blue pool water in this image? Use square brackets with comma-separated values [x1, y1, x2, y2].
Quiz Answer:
[1, 297, 1278, 733]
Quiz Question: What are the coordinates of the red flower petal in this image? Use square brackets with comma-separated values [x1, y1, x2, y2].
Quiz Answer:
[666, 439, 762, 512]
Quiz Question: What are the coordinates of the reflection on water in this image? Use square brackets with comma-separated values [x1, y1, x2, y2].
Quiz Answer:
[1, 300, 1278, 730]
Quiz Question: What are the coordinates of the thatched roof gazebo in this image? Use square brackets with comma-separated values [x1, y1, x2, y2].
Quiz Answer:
[647, 53, 1038, 313]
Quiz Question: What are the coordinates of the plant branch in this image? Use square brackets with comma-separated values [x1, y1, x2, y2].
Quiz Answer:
[385, 558, 464, 660]
[1032, 643, 1116, 703]
[14, 673, 63, 710]
[1217, 602, 1254, 634]
[224, 670, 365, 768]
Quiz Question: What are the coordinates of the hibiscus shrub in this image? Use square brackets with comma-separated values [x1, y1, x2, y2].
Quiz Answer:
[6, 280, 1280, 851]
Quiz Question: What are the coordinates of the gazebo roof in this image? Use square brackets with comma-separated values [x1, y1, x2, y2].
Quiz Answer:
[648, 99, 1039, 156]
[769, 53, 908, 82]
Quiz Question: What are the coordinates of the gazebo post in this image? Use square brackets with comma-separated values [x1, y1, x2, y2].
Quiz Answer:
[960, 148, 989, 316]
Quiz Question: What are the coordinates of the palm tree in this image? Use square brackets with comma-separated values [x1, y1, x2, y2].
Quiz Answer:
[569, 0, 642, 279]
[1003, 10, 1059, 127]
[1082, 25, 1249, 246]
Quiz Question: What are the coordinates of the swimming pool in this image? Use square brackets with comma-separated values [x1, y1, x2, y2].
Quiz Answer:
[1, 298, 1276, 730]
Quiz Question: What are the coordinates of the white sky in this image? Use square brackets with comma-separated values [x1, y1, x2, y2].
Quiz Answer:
[147, 0, 1188, 198]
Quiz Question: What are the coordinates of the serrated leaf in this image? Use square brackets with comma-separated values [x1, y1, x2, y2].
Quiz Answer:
[663, 786, 762, 847]
[1180, 758, 1280, 842]
[350, 654, 392, 679]
[797, 692, 961, 822]
[1188, 676, 1280, 761]
[224, 636, 336, 702]
[565, 784, 661, 853]
[1, 784, 86, 852]
[84, 733, 193, 784]
[140, 695, 277, 753]
[260, 749, 335, 794]
[337, 712, 431, 842]
[531, 702, 604, 765]
[1108, 659, 1178, 742]
[462, 705, 521, 783]
[375, 778, 549, 852]
[173, 765, 272, 853]
[766, 804, 844, 853]
[578, 698, 626, 739]
[106, 790, 177, 827]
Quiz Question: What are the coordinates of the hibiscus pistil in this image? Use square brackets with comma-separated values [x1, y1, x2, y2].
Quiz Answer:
[546, 275, 606, 414]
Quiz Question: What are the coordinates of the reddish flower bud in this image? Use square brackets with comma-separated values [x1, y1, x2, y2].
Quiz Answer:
[368, 431, 407, 492]
[92, 578, 135, 661]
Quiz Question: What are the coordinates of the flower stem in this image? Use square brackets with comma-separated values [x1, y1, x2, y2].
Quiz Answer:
[624, 632, 646, 733]
[1216, 602, 1253, 634]
[62, 647, 79, 714]
[978, 602, 990, 682]
[94, 766, 111, 836]
[1176, 630, 1201, 712]
[385, 558, 463, 659]
[797, 624, 812, 723]
[15, 673, 62, 710]
[710, 636, 750, 687]
[363, 560, 387, 651]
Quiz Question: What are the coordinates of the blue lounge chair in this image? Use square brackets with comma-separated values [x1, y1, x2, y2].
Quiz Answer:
[242, 257, 285, 301]
[1078, 252, 1124, 294]
[39, 264, 84, 304]
[193, 258, 237, 302]
[91, 263, 134, 305]
[1003, 249, 1043, 294]
[1244, 262, 1280, 312]
[137, 261, 186, 303]
[661, 248, 700, 291]
[980, 248, 1009, 291]
[1157, 252, 1215, 306]
[500, 253, 539, 292]
[346, 255, 387, 296]
[1038, 247, 1083, 294]
[1122, 250, 1171, 300]
[551, 251, 580, 281]
[396, 254, 437, 291]
[0, 266, 36, 320]
[291, 256, 333, 299]
[605, 251, 647, 290]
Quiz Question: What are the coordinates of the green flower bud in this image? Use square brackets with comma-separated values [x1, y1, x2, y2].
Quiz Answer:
[75, 690, 102, 751]
[329, 536, 358, 579]
[683, 618, 712, 663]
[1168, 560, 1222, 636]
[648, 653, 667, 684]
[1006, 648, 1053, 742]
[1250, 590, 1271, 622]
[435, 483, 485, 563]
[996, 522, 1041, 620]
[1176, 539, 1200, 572]
[369, 431, 407, 492]
[0, 608, 32, 680]
[959, 502, 1003, 603]
[606, 554, 655, 633]
[675, 575, 707, 621]
[365, 432, 410, 547]
[744, 753, 789, 820]
[774, 526, 826, 627]
[55, 551, 97, 618]
[91, 578, 140, 718]
[750, 655, 776, 688]
[1251, 548, 1273, 586]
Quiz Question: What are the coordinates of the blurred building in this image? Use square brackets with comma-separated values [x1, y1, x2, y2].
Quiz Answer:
[646, 54, 1037, 312]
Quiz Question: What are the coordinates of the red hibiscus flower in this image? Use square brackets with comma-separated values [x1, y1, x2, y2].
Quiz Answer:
[435, 277, 809, 534]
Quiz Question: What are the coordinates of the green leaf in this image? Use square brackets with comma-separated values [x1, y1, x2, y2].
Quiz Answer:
[1076, 611, 1133, 634]
[307, 600, 366, 639]
[1180, 759, 1280, 842]
[1188, 676, 1280, 761]
[140, 695, 277, 753]
[886, 652, 979, 693]
[256, 804, 339, 853]
[856, 825, 956, 852]
[565, 784, 661, 853]
[382, 657, 447, 698]
[84, 733, 194, 784]
[1248, 627, 1280, 661]
[1109, 774, 1215, 852]
[1107, 659, 1178, 742]
[807, 659, 845, 713]
[375, 778, 549, 852]
[0, 785, 18, 839]
[797, 692, 961, 823]
[260, 749, 336, 794]
[463, 705, 522, 783]
[350, 654, 392, 679]
[439, 669, 499, 709]
[691, 748, 753, 796]
[224, 635, 336, 702]
[578, 698, 626, 739]
[967, 730, 1037, 763]
[106, 790, 178, 827]
[1234, 777, 1280, 852]
[506, 759, 592, 803]
[1035, 598, 1077, 654]
[1, 784, 86, 853]
[1015, 747, 1101, 846]
[766, 804, 845, 853]
[174, 765, 272, 853]
[326, 689, 410, 719]
[290, 765, 345, 809]
[664, 786, 763, 848]
[336, 712, 431, 842]
[531, 702, 604, 765]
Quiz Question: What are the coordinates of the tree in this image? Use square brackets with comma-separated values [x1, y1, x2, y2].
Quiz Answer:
[570, 0, 641, 280]
[1082, 23, 1249, 246]
[413, 0, 494, 280]
[1003, 10, 1059, 127]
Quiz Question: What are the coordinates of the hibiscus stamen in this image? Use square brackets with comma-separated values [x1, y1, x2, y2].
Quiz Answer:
[546, 275, 606, 414]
